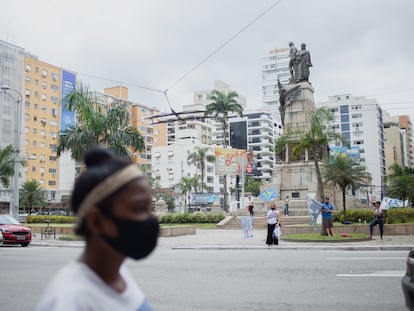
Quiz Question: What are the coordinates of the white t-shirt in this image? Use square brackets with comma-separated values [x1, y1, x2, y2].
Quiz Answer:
[34, 261, 153, 311]
[266, 209, 279, 225]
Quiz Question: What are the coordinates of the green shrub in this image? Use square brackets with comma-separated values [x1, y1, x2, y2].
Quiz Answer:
[159, 213, 225, 224]
[332, 208, 414, 224]
[26, 215, 76, 224]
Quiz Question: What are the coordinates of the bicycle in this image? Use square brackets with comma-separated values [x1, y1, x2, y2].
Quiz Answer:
[43, 220, 53, 239]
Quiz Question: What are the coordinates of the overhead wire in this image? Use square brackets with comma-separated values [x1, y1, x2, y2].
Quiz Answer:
[78, 1, 284, 113]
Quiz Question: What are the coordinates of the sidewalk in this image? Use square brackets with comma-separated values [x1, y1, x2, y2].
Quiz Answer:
[30, 229, 414, 251]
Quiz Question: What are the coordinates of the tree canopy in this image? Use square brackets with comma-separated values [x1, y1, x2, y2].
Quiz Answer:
[57, 82, 145, 162]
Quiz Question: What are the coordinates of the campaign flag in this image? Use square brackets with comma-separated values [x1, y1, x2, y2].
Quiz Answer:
[381, 197, 404, 210]
[258, 188, 279, 201]
[306, 194, 322, 230]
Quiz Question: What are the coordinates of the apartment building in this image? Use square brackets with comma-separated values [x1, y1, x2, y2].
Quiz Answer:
[0, 40, 77, 205]
[261, 47, 290, 124]
[399, 115, 414, 167]
[319, 94, 386, 199]
[383, 112, 405, 175]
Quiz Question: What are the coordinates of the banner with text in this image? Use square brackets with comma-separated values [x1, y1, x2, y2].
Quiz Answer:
[214, 147, 245, 175]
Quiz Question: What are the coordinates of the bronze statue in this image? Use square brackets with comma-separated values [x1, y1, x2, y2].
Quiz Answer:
[288, 42, 299, 82]
[289, 42, 312, 83]
[297, 43, 312, 82]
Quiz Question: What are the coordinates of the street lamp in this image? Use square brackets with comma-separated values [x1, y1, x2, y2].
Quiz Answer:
[1, 85, 23, 220]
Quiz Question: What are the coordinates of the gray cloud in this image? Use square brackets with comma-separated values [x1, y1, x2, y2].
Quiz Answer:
[1, 0, 413, 118]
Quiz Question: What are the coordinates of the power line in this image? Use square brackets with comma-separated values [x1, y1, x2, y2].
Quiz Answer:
[166, 0, 283, 91]
[77, 71, 163, 93]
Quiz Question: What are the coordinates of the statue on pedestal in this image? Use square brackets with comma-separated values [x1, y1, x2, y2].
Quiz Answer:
[288, 42, 312, 83]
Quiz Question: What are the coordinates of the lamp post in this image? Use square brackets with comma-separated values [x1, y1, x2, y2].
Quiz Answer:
[1, 85, 22, 220]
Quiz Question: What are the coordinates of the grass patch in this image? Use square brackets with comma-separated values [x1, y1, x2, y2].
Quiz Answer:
[282, 233, 369, 241]
[59, 234, 83, 241]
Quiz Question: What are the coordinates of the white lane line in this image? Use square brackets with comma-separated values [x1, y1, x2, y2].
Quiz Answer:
[337, 271, 405, 277]
[328, 257, 405, 260]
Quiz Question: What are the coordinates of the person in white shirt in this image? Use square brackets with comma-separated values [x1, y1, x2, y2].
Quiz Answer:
[369, 201, 386, 240]
[266, 203, 281, 246]
[35, 145, 159, 311]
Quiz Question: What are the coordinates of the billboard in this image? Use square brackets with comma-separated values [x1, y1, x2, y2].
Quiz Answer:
[60, 70, 76, 132]
[215, 148, 258, 176]
[329, 146, 360, 160]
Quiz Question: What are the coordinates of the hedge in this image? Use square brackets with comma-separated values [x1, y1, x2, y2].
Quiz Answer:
[333, 208, 414, 224]
[26, 213, 227, 225]
[26, 215, 76, 224]
[160, 213, 226, 224]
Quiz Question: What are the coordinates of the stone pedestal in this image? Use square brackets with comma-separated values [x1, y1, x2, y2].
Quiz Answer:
[155, 199, 168, 214]
[284, 82, 315, 132]
[210, 201, 221, 213]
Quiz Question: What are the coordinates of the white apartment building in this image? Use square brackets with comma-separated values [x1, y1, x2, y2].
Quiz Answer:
[319, 94, 386, 200]
[261, 47, 290, 124]
[152, 132, 219, 193]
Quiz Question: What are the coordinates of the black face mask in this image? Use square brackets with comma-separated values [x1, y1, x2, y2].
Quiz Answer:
[101, 215, 159, 260]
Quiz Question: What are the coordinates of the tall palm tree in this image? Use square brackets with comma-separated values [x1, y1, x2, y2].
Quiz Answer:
[19, 181, 47, 214]
[386, 164, 414, 205]
[275, 107, 345, 202]
[0, 145, 14, 188]
[204, 89, 243, 211]
[204, 90, 243, 147]
[57, 82, 145, 161]
[187, 146, 215, 193]
[323, 154, 370, 219]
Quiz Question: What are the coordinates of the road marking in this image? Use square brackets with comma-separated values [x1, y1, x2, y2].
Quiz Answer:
[328, 257, 405, 260]
[337, 270, 405, 277]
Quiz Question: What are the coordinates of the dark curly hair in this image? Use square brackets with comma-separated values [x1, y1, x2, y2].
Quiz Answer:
[71, 145, 133, 236]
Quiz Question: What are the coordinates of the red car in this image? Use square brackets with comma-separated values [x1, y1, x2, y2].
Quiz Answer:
[0, 214, 32, 247]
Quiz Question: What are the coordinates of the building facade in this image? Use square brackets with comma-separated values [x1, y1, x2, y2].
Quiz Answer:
[398, 115, 414, 168]
[319, 94, 386, 200]
[261, 47, 290, 124]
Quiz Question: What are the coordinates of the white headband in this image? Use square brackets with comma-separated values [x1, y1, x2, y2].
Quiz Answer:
[77, 165, 144, 222]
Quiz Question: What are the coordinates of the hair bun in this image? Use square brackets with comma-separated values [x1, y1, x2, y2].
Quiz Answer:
[84, 145, 114, 168]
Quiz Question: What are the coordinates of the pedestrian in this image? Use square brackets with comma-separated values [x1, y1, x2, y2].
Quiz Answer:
[321, 197, 335, 236]
[369, 201, 386, 240]
[284, 195, 290, 216]
[266, 203, 281, 246]
[35, 145, 159, 311]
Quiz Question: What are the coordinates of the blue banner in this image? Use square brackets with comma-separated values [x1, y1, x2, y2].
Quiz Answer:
[258, 188, 279, 201]
[60, 70, 76, 131]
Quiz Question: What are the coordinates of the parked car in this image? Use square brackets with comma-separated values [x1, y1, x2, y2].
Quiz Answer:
[402, 247, 414, 310]
[0, 214, 32, 247]
[0, 229, 3, 245]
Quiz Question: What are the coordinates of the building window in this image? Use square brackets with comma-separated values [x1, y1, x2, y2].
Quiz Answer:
[52, 73, 59, 81]
[353, 140, 364, 145]
[51, 84, 59, 91]
[25, 64, 32, 72]
[48, 180, 56, 186]
[49, 168, 57, 174]
[51, 96, 59, 103]
[41, 82, 47, 89]
[41, 105, 46, 112]
[351, 113, 362, 118]
[41, 69, 48, 78]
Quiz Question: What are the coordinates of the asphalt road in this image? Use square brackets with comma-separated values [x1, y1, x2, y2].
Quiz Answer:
[0, 246, 408, 311]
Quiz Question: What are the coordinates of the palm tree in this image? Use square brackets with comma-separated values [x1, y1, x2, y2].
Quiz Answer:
[19, 181, 47, 214]
[323, 154, 370, 220]
[0, 145, 14, 188]
[275, 107, 345, 202]
[176, 177, 193, 212]
[204, 89, 243, 211]
[57, 82, 145, 161]
[386, 164, 414, 205]
[187, 146, 215, 193]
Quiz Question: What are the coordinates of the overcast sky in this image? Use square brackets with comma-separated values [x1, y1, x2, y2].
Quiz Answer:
[1, 0, 413, 120]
